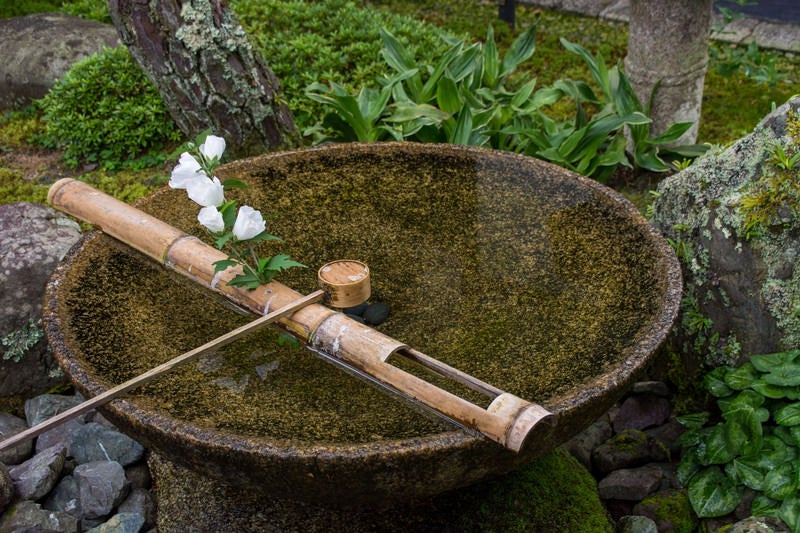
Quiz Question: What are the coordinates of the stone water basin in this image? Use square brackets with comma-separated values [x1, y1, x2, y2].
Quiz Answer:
[45, 142, 681, 508]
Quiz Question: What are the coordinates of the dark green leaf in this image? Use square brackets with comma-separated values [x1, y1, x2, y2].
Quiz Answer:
[776, 402, 800, 426]
[705, 367, 734, 397]
[751, 350, 800, 373]
[687, 466, 743, 517]
[501, 25, 536, 77]
[212, 259, 238, 272]
[247, 231, 284, 244]
[263, 254, 307, 273]
[436, 76, 462, 114]
[780, 493, 800, 531]
[751, 493, 781, 518]
[731, 456, 766, 490]
[449, 108, 473, 146]
[764, 463, 796, 500]
[482, 26, 499, 88]
[701, 424, 737, 464]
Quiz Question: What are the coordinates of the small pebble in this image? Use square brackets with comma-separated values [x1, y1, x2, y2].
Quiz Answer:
[363, 302, 390, 326]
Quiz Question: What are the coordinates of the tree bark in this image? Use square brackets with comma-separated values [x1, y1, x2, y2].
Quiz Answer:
[625, 0, 712, 145]
[107, 0, 299, 157]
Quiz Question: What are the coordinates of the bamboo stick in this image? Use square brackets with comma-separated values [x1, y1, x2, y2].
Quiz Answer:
[46, 178, 556, 452]
[0, 290, 324, 453]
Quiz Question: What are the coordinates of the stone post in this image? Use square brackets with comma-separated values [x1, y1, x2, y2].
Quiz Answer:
[625, 0, 712, 144]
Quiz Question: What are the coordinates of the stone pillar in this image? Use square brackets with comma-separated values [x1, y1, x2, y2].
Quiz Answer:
[625, 0, 712, 144]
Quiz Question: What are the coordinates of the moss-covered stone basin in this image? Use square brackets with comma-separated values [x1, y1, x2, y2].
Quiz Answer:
[45, 143, 681, 508]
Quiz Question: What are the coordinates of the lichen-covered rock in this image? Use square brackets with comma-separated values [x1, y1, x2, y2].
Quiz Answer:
[0, 203, 81, 396]
[651, 97, 800, 366]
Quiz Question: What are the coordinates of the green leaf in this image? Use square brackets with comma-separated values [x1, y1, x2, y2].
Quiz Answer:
[387, 102, 450, 124]
[449, 108, 473, 146]
[705, 367, 734, 397]
[247, 231, 284, 244]
[436, 76, 462, 114]
[380, 27, 416, 73]
[687, 466, 743, 517]
[780, 493, 800, 531]
[482, 26, 499, 88]
[776, 402, 800, 426]
[262, 254, 307, 274]
[221, 178, 248, 190]
[649, 121, 694, 144]
[751, 493, 781, 518]
[725, 363, 761, 390]
[751, 349, 800, 373]
[764, 463, 797, 500]
[701, 424, 737, 465]
[212, 258, 238, 273]
[501, 25, 536, 77]
[214, 233, 234, 249]
[731, 456, 766, 490]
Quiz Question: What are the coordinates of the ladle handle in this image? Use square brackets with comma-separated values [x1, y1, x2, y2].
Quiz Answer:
[0, 290, 325, 454]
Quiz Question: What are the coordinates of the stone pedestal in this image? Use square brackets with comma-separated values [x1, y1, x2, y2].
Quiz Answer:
[625, 0, 712, 144]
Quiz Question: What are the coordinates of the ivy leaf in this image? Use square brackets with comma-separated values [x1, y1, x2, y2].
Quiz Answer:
[687, 466, 743, 517]
[731, 456, 766, 491]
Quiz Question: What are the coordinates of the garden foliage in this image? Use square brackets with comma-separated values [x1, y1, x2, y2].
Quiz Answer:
[307, 26, 706, 182]
[677, 350, 800, 531]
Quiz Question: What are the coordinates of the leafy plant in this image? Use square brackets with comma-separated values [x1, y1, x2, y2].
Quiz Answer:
[308, 26, 707, 182]
[677, 349, 800, 530]
[37, 46, 181, 170]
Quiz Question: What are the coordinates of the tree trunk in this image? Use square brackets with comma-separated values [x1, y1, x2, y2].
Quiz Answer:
[107, 0, 299, 157]
[625, 0, 712, 145]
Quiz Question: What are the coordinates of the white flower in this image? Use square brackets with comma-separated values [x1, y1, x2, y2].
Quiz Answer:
[197, 206, 225, 233]
[169, 152, 203, 189]
[232, 205, 266, 241]
[186, 176, 225, 207]
[200, 135, 226, 161]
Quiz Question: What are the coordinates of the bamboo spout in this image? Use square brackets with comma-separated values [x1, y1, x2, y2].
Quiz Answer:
[47, 178, 556, 452]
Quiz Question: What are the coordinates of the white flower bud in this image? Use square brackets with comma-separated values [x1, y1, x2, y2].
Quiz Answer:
[200, 135, 226, 161]
[169, 152, 203, 189]
[232, 205, 266, 241]
[186, 176, 225, 207]
[198, 206, 225, 233]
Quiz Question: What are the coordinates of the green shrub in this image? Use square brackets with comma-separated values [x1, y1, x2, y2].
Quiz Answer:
[231, 0, 454, 134]
[38, 46, 181, 170]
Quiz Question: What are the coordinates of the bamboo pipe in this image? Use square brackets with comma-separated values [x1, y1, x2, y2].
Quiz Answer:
[46, 178, 555, 452]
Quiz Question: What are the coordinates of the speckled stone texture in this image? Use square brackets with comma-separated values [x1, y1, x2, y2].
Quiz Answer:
[651, 97, 800, 366]
[0, 203, 80, 396]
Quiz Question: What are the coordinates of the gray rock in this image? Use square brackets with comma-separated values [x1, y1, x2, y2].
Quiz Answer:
[561, 414, 613, 469]
[73, 461, 129, 520]
[43, 475, 81, 518]
[0, 13, 121, 110]
[644, 418, 685, 456]
[85, 512, 145, 533]
[25, 394, 84, 428]
[630, 381, 671, 397]
[36, 418, 86, 455]
[0, 500, 79, 533]
[68, 423, 144, 467]
[117, 488, 155, 531]
[0, 203, 81, 398]
[612, 394, 671, 433]
[363, 302, 390, 326]
[592, 429, 669, 475]
[8, 445, 66, 500]
[617, 515, 658, 533]
[726, 516, 791, 533]
[651, 97, 800, 366]
[0, 463, 13, 514]
[0, 412, 33, 465]
[598, 465, 663, 501]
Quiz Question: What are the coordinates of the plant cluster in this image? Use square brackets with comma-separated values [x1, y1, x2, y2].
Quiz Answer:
[1, 318, 44, 363]
[677, 349, 800, 530]
[37, 46, 181, 170]
[170, 133, 305, 289]
[307, 26, 706, 182]
[231, 0, 453, 133]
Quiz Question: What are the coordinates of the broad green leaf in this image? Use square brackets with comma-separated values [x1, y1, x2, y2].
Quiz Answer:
[705, 367, 734, 397]
[687, 466, 743, 518]
[751, 380, 797, 399]
[380, 27, 416, 73]
[214, 233, 234, 249]
[436, 76, 462, 114]
[449, 108, 473, 146]
[701, 424, 737, 465]
[751, 494, 781, 517]
[724, 407, 763, 457]
[263, 254, 307, 274]
[677, 412, 710, 431]
[677, 446, 704, 486]
[447, 43, 481, 82]
[221, 178, 247, 190]
[776, 402, 800, 426]
[511, 78, 538, 109]
[212, 258, 238, 272]
[751, 349, 800, 373]
[780, 493, 800, 531]
[731, 456, 766, 490]
[386, 102, 450, 124]
[501, 25, 536, 77]
[649, 121, 694, 144]
[765, 361, 800, 387]
[764, 463, 796, 500]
